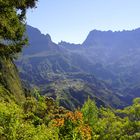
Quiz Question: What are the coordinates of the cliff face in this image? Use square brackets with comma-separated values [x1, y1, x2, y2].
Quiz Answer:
[0, 56, 25, 102]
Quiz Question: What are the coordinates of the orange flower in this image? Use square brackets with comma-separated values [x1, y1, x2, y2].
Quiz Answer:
[66, 111, 75, 121]
[52, 118, 64, 127]
[79, 125, 92, 140]
[75, 111, 83, 121]
[66, 111, 83, 124]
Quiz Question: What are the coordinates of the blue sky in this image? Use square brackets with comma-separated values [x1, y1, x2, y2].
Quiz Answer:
[27, 0, 140, 43]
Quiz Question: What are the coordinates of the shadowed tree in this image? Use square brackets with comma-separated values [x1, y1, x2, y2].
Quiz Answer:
[0, 0, 38, 57]
[0, 0, 38, 102]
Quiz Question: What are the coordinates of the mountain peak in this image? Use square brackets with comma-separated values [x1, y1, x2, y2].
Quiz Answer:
[45, 34, 52, 42]
[82, 28, 140, 47]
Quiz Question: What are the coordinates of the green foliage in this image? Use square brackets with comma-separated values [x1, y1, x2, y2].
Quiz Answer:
[0, 56, 25, 102]
[0, 96, 60, 140]
[92, 100, 140, 140]
[81, 97, 98, 127]
[0, 101, 22, 140]
[116, 98, 140, 122]
[0, 0, 38, 56]
[0, 87, 140, 140]
[0, 84, 15, 102]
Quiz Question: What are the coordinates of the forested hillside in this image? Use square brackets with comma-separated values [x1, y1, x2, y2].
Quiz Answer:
[0, 86, 140, 140]
[0, 0, 140, 139]
[16, 26, 140, 109]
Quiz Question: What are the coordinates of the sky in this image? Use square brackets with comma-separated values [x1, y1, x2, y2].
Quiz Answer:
[27, 0, 140, 44]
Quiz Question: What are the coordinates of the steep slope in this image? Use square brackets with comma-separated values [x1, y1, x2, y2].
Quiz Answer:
[23, 25, 61, 55]
[83, 29, 140, 48]
[42, 73, 125, 110]
[17, 53, 124, 109]
[16, 26, 140, 109]
[81, 29, 140, 90]
[0, 56, 25, 102]
[59, 28, 140, 97]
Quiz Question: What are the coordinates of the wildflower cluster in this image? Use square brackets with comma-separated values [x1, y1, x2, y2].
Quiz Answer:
[79, 124, 92, 140]
[52, 118, 65, 127]
[66, 111, 83, 124]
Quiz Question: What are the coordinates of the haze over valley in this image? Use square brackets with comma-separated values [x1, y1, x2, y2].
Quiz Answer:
[15, 25, 140, 110]
[1, 1, 140, 139]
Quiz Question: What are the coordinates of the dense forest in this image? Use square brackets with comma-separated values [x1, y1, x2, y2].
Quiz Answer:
[0, 86, 140, 140]
[0, 0, 140, 140]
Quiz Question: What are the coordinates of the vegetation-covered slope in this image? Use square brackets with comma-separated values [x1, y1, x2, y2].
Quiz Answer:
[16, 54, 126, 109]
[0, 0, 38, 102]
[0, 1, 140, 139]
[16, 26, 140, 109]
[0, 56, 25, 102]
[0, 87, 140, 140]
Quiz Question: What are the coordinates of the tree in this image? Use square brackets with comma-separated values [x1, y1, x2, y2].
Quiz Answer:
[0, 0, 38, 56]
[81, 98, 98, 127]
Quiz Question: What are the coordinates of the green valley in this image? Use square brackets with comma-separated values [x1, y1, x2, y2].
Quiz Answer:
[0, 0, 140, 139]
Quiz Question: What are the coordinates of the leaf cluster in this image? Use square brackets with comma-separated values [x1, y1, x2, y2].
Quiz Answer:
[0, 86, 140, 139]
[0, 0, 38, 56]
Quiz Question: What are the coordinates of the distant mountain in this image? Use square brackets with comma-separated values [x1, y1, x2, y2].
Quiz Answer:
[81, 28, 140, 85]
[23, 25, 61, 55]
[16, 25, 140, 109]
[82, 29, 140, 47]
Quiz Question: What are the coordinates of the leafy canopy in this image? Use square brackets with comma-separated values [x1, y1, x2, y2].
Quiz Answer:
[0, 0, 38, 56]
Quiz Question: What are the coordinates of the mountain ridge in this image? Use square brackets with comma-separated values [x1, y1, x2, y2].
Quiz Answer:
[16, 25, 140, 109]
[26, 25, 140, 46]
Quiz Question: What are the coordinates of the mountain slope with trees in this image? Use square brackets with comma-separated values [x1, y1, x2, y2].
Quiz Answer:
[0, 87, 140, 139]
[0, 1, 140, 139]
[16, 26, 140, 109]
[0, 0, 38, 102]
